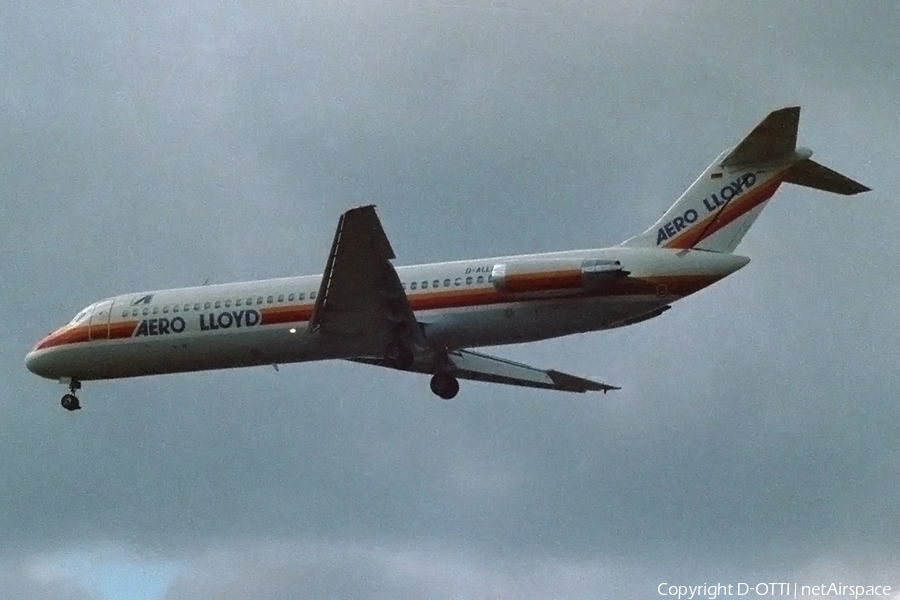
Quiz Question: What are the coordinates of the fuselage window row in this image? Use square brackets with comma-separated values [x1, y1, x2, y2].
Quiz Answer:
[111, 277, 489, 322]
[394, 276, 492, 293]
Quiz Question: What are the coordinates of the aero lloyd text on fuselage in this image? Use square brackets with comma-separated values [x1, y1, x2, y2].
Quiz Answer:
[134, 309, 261, 337]
[656, 173, 757, 244]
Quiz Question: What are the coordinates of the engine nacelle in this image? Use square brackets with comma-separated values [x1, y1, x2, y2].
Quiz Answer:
[491, 258, 628, 294]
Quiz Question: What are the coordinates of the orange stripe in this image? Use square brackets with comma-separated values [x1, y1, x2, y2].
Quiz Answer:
[35, 320, 140, 350]
[88, 324, 109, 340]
[109, 321, 140, 339]
[34, 326, 90, 350]
[260, 306, 314, 325]
[664, 174, 785, 249]
[503, 270, 583, 293]
[33, 275, 722, 351]
[405, 275, 719, 309]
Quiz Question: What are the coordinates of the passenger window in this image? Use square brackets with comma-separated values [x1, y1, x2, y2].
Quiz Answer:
[421, 281, 428, 289]
[142, 308, 149, 316]
[204, 302, 211, 309]
[443, 279, 451, 287]
[257, 297, 263, 305]
[267, 295, 274, 304]
[214, 301, 221, 309]
[121, 310, 129, 317]
[454, 277, 461, 286]
[466, 276, 473, 285]
[152, 307, 159, 314]
[235, 298, 242, 307]
[299, 292, 305, 300]
[246, 298, 252, 306]
[163, 306, 169, 314]
[310, 291, 317, 299]
[277, 294, 284, 302]
[410, 282, 417, 290]
[432, 280, 439, 288]
[132, 309, 138, 317]
[173, 305, 179, 313]
[476, 276, 484, 284]
[184, 304, 191, 312]
[288, 293, 295, 301]
[401, 283, 406, 290]
[225, 300, 231, 308]
[194, 303, 201, 311]
[488, 274, 493, 282]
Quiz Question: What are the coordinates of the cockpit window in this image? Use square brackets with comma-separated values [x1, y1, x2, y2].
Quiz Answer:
[69, 305, 93, 325]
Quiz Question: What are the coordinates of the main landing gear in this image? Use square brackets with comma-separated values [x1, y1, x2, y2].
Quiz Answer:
[429, 372, 459, 400]
[60, 378, 81, 412]
[383, 341, 414, 370]
[381, 341, 459, 400]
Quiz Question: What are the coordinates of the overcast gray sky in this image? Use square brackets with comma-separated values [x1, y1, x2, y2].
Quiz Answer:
[3, 1, 899, 598]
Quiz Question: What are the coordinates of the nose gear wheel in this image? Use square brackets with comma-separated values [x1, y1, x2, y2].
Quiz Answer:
[60, 378, 82, 411]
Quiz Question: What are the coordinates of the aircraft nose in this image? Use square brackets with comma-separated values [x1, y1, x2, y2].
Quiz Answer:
[25, 348, 49, 377]
[25, 337, 60, 379]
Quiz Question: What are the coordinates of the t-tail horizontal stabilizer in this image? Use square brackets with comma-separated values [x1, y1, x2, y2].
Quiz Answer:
[784, 158, 870, 195]
[720, 106, 799, 167]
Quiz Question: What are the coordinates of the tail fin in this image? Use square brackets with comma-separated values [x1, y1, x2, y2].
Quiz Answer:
[621, 107, 869, 253]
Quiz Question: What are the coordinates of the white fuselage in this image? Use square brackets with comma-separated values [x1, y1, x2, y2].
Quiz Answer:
[25, 247, 748, 382]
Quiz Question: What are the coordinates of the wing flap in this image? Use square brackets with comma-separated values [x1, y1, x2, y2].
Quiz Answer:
[350, 349, 619, 394]
[448, 349, 618, 393]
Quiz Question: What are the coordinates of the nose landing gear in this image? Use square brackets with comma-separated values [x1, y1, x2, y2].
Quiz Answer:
[60, 378, 81, 411]
[61, 393, 81, 411]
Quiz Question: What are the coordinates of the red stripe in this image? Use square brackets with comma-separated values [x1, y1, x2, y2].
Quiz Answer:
[110, 321, 139, 339]
[32, 275, 723, 351]
[34, 326, 90, 350]
[34, 321, 140, 351]
[664, 174, 785, 249]
[260, 306, 314, 325]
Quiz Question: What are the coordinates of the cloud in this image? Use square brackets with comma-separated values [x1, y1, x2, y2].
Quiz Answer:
[163, 540, 637, 600]
[2, 1, 899, 598]
[164, 540, 900, 599]
[0, 559, 96, 600]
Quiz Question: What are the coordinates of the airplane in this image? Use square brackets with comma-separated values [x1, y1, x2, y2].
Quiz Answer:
[26, 107, 868, 411]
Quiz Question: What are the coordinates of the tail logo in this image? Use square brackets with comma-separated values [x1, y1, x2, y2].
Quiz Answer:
[701, 173, 757, 212]
[656, 172, 757, 245]
[656, 209, 699, 244]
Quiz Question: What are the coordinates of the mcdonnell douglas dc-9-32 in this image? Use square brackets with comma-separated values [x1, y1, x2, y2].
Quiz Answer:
[26, 107, 868, 411]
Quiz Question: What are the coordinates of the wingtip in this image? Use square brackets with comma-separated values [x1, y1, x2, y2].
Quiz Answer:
[345, 203, 377, 214]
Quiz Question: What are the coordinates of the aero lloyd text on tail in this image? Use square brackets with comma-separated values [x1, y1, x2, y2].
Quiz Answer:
[27, 107, 869, 410]
[653, 171, 758, 245]
[623, 106, 868, 253]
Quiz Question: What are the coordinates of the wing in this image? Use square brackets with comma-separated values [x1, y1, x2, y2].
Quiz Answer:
[352, 348, 619, 394]
[309, 205, 424, 349]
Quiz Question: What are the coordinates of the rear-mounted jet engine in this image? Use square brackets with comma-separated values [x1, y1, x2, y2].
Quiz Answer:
[491, 258, 629, 294]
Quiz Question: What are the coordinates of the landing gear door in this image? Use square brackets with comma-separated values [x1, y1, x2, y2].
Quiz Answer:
[88, 298, 114, 340]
